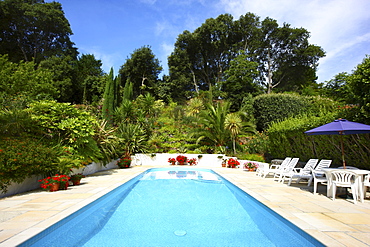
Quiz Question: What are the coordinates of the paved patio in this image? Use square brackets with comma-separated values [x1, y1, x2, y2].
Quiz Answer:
[0, 166, 369, 246]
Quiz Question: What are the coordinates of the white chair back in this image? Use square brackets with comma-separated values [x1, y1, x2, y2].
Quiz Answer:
[315, 159, 332, 171]
[331, 170, 358, 185]
[280, 157, 292, 168]
[330, 170, 359, 204]
[301, 159, 319, 173]
[284, 158, 299, 172]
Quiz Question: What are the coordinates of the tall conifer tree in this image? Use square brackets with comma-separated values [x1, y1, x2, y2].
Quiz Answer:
[102, 68, 115, 124]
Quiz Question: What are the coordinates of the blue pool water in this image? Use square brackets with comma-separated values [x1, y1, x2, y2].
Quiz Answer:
[20, 168, 324, 247]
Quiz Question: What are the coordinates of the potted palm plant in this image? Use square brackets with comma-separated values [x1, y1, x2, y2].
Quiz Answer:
[117, 123, 147, 167]
[70, 173, 85, 185]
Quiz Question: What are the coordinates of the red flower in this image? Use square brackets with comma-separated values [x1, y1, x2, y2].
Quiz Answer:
[176, 155, 188, 163]
[168, 158, 176, 164]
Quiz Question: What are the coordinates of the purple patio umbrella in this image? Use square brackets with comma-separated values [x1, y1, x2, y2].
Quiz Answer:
[304, 119, 370, 168]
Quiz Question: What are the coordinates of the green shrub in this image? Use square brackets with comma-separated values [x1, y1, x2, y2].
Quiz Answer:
[242, 132, 269, 155]
[27, 100, 103, 162]
[237, 153, 265, 162]
[0, 137, 60, 193]
[253, 93, 310, 131]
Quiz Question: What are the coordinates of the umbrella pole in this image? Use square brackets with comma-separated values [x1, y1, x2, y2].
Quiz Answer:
[340, 134, 346, 169]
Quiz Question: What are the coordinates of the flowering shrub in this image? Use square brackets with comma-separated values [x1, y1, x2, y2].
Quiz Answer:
[176, 155, 188, 164]
[117, 157, 132, 168]
[227, 158, 240, 168]
[188, 158, 197, 166]
[244, 162, 259, 171]
[168, 158, 176, 165]
[55, 174, 70, 189]
[0, 137, 60, 193]
[38, 174, 70, 191]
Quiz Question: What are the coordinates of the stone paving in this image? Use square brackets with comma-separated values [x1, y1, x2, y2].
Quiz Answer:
[0, 166, 369, 246]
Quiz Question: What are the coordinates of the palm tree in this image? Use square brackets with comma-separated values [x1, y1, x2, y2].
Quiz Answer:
[191, 101, 231, 150]
[186, 97, 204, 117]
[225, 113, 243, 154]
[225, 113, 256, 154]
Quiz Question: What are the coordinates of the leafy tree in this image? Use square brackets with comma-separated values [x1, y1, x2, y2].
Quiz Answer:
[223, 52, 261, 110]
[167, 31, 200, 101]
[119, 46, 162, 98]
[169, 14, 236, 97]
[347, 55, 370, 122]
[39, 55, 79, 102]
[169, 12, 325, 98]
[255, 18, 325, 93]
[0, 0, 77, 64]
[322, 72, 351, 102]
[76, 54, 105, 104]
[0, 54, 57, 99]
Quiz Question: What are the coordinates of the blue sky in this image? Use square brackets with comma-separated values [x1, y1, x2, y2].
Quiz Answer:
[57, 0, 370, 83]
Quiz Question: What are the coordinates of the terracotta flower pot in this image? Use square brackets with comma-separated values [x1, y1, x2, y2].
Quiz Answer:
[72, 179, 81, 186]
[49, 183, 59, 192]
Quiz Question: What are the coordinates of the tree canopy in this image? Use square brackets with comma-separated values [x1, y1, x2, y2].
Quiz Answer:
[119, 46, 163, 99]
[0, 0, 77, 64]
[168, 12, 325, 96]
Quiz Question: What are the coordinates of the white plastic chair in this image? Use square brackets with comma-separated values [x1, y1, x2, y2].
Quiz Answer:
[284, 159, 319, 185]
[362, 174, 370, 200]
[274, 158, 299, 183]
[307, 159, 332, 186]
[311, 168, 328, 195]
[330, 170, 359, 204]
[262, 157, 291, 178]
[255, 163, 270, 177]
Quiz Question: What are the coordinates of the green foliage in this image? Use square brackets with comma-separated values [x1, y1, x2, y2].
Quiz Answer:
[0, 55, 57, 100]
[322, 72, 351, 102]
[0, 0, 77, 64]
[223, 52, 262, 110]
[242, 132, 269, 155]
[0, 137, 60, 193]
[102, 68, 116, 124]
[191, 102, 231, 148]
[27, 100, 102, 162]
[76, 54, 105, 105]
[253, 93, 310, 131]
[168, 12, 324, 100]
[0, 94, 36, 137]
[116, 123, 148, 156]
[39, 55, 80, 103]
[347, 55, 370, 123]
[119, 46, 162, 98]
[93, 119, 120, 163]
[237, 153, 265, 162]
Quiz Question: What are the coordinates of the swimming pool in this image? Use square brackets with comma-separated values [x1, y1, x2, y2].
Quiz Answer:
[20, 167, 324, 246]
